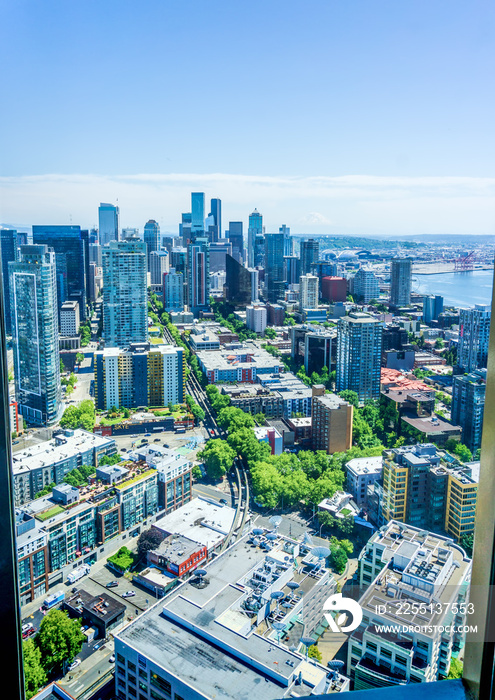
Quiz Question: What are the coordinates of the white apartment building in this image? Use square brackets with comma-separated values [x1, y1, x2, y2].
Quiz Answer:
[299, 273, 319, 311]
[346, 455, 383, 506]
[60, 300, 80, 336]
[349, 520, 471, 690]
[246, 304, 267, 333]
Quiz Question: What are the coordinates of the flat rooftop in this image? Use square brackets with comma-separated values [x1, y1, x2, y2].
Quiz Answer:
[12, 429, 115, 476]
[116, 533, 342, 698]
[152, 497, 236, 550]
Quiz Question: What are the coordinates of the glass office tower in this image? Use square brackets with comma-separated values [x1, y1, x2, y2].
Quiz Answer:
[248, 209, 263, 268]
[0, 229, 18, 334]
[144, 219, 160, 270]
[32, 225, 88, 321]
[9, 245, 62, 426]
[264, 232, 285, 303]
[98, 202, 120, 245]
[191, 192, 205, 238]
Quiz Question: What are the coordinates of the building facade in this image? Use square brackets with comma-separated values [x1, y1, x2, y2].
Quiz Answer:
[98, 203, 120, 246]
[0, 228, 18, 333]
[9, 245, 62, 426]
[390, 258, 412, 307]
[458, 304, 491, 372]
[336, 312, 383, 403]
[102, 238, 148, 348]
[311, 385, 353, 454]
[143, 220, 160, 270]
[451, 369, 486, 454]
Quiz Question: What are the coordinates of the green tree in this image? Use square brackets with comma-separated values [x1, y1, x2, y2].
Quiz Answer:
[75, 352, 85, 365]
[192, 465, 202, 479]
[264, 327, 277, 339]
[336, 514, 355, 535]
[35, 609, 85, 676]
[460, 534, 474, 557]
[217, 406, 255, 431]
[23, 638, 47, 699]
[338, 390, 359, 408]
[137, 527, 164, 559]
[454, 443, 473, 463]
[198, 439, 236, 480]
[447, 658, 463, 679]
[308, 645, 322, 662]
[330, 546, 348, 574]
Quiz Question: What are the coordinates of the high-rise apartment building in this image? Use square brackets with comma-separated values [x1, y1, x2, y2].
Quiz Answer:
[300, 239, 319, 275]
[191, 192, 205, 238]
[451, 368, 486, 454]
[144, 219, 160, 270]
[209, 241, 232, 273]
[0, 228, 18, 333]
[350, 520, 471, 688]
[187, 238, 210, 315]
[353, 267, 380, 303]
[336, 312, 382, 403]
[102, 239, 148, 348]
[9, 245, 62, 425]
[227, 221, 244, 263]
[95, 343, 185, 410]
[299, 274, 319, 311]
[32, 225, 88, 320]
[458, 304, 491, 372]
[163, 269, 184, 312]
[390, 257, 412, 307]
[170, 247, 187, 275]
[98, 202, 120, 246]
[149, 250, 169, 285]
[284, 255, 300, 285]
[321, 276, 347, 303]
[264, 232, 285, 303]
[247, 209, 263, 268]
[246, 304, 267, 334]
[311, 385, 353, 453]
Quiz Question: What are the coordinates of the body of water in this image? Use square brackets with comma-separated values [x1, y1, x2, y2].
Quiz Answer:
[412, 269, 493, 308]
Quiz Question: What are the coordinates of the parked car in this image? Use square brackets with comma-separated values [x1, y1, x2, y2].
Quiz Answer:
[68, 659, 81, 671]
[106, 581, 118, 588]
[219, 498, 228, 505]
[22, 623, 35, 639]
[109, 655, 115, 663]
[122, 591, 135, 598]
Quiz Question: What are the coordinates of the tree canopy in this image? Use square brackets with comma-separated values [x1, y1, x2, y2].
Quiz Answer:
[35, 609, 85, 676]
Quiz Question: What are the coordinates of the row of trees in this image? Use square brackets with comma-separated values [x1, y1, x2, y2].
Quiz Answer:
[24, 610, 86, 698]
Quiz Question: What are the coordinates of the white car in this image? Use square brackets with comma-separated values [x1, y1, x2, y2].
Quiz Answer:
[122, 591, 135, 598]
[68, 659, 81, 671]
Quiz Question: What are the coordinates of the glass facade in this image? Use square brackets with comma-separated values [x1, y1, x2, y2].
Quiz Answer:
[0, 229, 17, 334]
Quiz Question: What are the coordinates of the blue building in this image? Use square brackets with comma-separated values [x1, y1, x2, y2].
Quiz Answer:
[0, 229, 18, 333]
[191, 192, 205, 238]
[247, 209, 263, 268]
[9, 245, 62, 425]
[32, 225, 88, 320]
[98, 202, 120, 246]
[144, 220, 160, 270]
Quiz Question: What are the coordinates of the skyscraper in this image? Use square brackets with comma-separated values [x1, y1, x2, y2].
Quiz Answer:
[264, 232, 285, 303]
[208, 198, 222, 241]
[9, 245, 62, 425]
[149, 250, 170, 285]
[0, 229, 18, 334]
[280, 224, 292, 256]
[284, 255, 300, 285]
[451, 369, 486, 454]
[336, 312, 383, 403]
[458, 304, 491, 372]
[180, 212, 192, 247]
[163, 268, 185, 312]
[191, 192, 205, 238]
[225, 254, 254, 307]
[228, 222, 244, 263]
[300, 239, 319, 275]
[423, 295, 444, 323]
[144, 219, 160, 270]
[353, 267, 380, 303]
[187, 237, 210, 315]
[390, 257, 412, 307]
[98, 202, 120, 245]
[102, 239, 148, 348]
[299, 274, 319, 311]
[247, 209, 263, 268]
[32, 224, 88, 321]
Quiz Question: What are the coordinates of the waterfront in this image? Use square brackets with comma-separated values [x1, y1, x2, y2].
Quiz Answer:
[412, 269, 494, 308]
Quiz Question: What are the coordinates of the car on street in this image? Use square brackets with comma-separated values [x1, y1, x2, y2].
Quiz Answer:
[210, 429, 215, 436]
[219, 498, 228, 505]
[22, 623, 35, 639]
[106, 581, 118, 588]
[122, 591, 135, 598]
[163, 444, 169, 448]
[68, 659, 81, 671]
[109, 655, 115, 663]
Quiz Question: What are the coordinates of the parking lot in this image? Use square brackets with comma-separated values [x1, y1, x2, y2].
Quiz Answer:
[112, 423, 209, 464]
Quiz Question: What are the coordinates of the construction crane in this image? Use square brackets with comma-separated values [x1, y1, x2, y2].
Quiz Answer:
[455, 251, 476, 271]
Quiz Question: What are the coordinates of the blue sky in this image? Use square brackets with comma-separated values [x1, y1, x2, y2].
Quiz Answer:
[1, 0, 494, 235]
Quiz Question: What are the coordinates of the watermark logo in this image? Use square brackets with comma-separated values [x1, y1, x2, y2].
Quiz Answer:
[323, 593, 363, 633]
